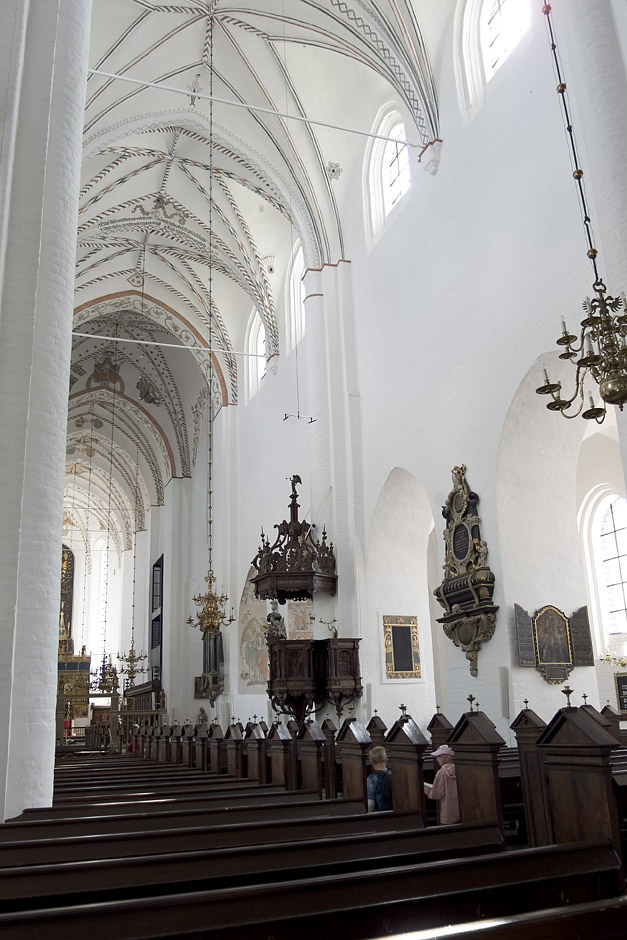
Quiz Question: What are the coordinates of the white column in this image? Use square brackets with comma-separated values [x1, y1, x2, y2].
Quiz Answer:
[0, 0, 91, 819]
[303, 262, 363, 636]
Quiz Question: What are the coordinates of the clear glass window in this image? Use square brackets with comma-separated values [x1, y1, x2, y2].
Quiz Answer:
[480, 0, 531, 80]
[383, 123, 411, 216]
[247, 309, 266, 398]
[600, 498, 627, 634]
[287, 242, 306, 350]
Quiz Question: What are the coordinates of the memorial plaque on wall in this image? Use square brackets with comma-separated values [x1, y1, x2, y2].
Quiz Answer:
[615, 673, 627, 715]
[383, 616, 421, 679]
[513, 603, 594, 685]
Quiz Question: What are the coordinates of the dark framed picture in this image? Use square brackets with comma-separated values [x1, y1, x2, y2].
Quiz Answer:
[383, 615, 420, 679]
[614, 673, 627, 715]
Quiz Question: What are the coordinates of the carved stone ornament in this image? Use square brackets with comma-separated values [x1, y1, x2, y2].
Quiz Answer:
[514, 603, 594, 684]
[250, 475, 337, 604]
[434, 465, 498, 676]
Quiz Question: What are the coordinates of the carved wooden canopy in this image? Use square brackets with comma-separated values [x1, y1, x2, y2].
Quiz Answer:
[250, 475, 337, 604]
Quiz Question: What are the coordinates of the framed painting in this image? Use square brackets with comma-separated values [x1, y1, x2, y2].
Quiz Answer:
[383, 615, 421, 679]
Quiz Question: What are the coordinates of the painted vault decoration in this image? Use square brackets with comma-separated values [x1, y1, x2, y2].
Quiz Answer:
[514, 603, 594, 684]
[434, 465, 498, 677]
[383, 616, 421, 679]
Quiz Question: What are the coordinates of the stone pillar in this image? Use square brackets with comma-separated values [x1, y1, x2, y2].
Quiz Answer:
[302, 263, 362, 634]
[0, 0, 92, 820]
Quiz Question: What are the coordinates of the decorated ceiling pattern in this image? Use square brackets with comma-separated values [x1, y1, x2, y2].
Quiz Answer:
[65, 0, 440, 545]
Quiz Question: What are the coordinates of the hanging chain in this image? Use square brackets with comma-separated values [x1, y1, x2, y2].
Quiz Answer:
[207, 9, 214, 576]
[542, 3, 602, 286]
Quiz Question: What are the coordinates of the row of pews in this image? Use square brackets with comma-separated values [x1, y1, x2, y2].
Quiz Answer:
[0, 701, 626, 937]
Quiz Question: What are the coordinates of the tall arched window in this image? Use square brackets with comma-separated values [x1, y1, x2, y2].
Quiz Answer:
[382, 122, 411, 217]
[363, 105, 412, 246]
[579, 484, 627, 655]
[454, 0, 531, 117]
[480, 0, 531, 80]
[599, 497, 627, 635]
[287, 241, 306, 351]
[246, 309, 266, 400]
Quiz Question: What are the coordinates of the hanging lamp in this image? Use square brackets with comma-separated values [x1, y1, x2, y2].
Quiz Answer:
[535, 2, 627, 421]
[186, 10, 234, 705]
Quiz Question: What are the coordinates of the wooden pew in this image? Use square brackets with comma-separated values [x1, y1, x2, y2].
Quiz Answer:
[0, 839, 618, 939]
[0, 820, 505, 913]
[0, 808, 475, 866]
[385, 713, 428, 819]
[15, 784, 308, 819]
[1, 793, 361, 841]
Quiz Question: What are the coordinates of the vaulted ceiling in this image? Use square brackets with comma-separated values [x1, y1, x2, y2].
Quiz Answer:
[64, 0, 443, 554]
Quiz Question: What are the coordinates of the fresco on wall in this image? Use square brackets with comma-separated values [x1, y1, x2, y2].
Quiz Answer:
[288, 599, 314, 639]
[238, 571, 270, 693]
[238, 578, 315, 692]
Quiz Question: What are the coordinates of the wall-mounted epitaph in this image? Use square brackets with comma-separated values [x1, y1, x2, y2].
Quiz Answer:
[514, 603, 594, 684]
[614, 674, 627, 714]
[383, 616, 421, 679]
[433, 466, 498, 676]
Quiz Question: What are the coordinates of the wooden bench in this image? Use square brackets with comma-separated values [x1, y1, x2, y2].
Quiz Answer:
[0, 794, 361, 841]
[0, 809, 460, 866]
[0, 840, 618, 939]
[0, 821, 504, 913]
[17, 784, 301, 818]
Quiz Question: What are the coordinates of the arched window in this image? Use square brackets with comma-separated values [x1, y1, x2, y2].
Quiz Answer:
[579, 484, 627, 656]
[246, 309, 266, 400]
[480, 0, 531, 80]
[287, 241, 306, 351]
[454, 0, 531, 117]
[364, 106, 412, 246]
[382, 123, 411, 217]
[599, 497, 627, 635]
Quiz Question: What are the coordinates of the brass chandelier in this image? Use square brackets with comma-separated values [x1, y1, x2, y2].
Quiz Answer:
[535, 2, 627, 422]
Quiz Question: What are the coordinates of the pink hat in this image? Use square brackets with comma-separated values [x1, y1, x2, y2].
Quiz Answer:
[432, 745, 454, 758]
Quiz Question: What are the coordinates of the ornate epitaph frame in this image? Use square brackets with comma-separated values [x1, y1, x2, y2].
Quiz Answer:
[383, 616, 421, 679]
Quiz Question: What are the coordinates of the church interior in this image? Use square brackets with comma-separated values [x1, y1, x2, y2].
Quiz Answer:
[3, 0, 627, 934]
